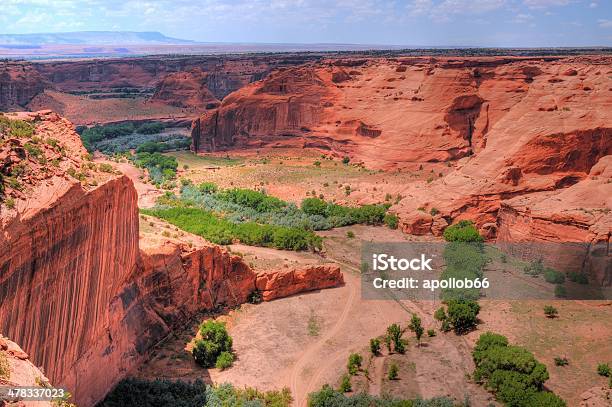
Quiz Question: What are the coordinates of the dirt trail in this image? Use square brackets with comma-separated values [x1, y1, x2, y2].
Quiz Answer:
[290, 269, 358, 407]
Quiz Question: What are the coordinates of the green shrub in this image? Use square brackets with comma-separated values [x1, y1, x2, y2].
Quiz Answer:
[554, 285, 567, 298]
[544, 305, 558, 318]
[215, 351, 234, 370]
[308, 385, 455, 407]
[339, 374, 352, 392]
[99, 379, 291, 407]
[347, 353, 362, 375]
[446, 299, 480, 334]
[524, 258, 545, 276]
[370, 338, 381, 356]
[554, 357, 568, 366]
[98, 378, 207, 407]
[192, 320, 232, 368]
[544, 268, 565, 284]
[388, 363, 399, 380]
[384, 213, 399, 229]
[568, 271, 589, 284]
[472, 332, 565, 406]
[443, 220, 483, 243]
[301, 198, 328, 216]
[342, 156, 350, 164]
[597, 363, 611, 377]
[198, 182, 218, 194]
[427, 329, 436, 337]
[218, 188, 286, 212]
[346, 230, 355, 238]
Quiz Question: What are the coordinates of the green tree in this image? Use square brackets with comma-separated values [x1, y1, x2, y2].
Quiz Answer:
[447, 299, 480, 334]
[369, 338, 381, 356]
[192, 320, 233, 368]
[408, 314, 425, 346]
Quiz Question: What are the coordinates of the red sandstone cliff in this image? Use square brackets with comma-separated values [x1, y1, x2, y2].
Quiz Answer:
[0, 112, 344, 406]
[0, 63, 47, 111]
[191, 56, 611, 282]
[150, 68, 220, 109]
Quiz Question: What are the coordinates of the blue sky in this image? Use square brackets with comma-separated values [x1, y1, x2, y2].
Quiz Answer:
[1, 0, 611, 47]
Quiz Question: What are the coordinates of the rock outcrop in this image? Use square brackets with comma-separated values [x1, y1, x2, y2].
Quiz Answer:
[0, 336, 55, 407]
[0, 112, 344, 406]
[256, 264, 343, 301]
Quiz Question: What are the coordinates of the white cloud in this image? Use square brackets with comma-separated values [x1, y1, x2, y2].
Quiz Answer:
[523, 0, 570, 9]
[598, 19, 612, 28]
[408, 0, 506, 22]
[589, 2, 598, 7]
[513, 13, 534, 23]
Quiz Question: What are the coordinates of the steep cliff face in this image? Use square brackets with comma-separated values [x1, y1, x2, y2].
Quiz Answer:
[0, 112, 344, 406]
[28, 55, 321, 99]
[0, 63, 47, 111]
[191, 56, 566, 163]
[150, 68, 220, 109]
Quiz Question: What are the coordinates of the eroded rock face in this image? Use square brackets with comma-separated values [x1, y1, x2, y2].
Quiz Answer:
[0, 112, 344, 406]
[255, 264, 344, 301]
[0, 63, 47, 111]
[150, 68, 220, 109]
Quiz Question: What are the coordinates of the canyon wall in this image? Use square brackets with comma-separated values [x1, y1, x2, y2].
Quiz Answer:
[191, 55, 611, 282]
[0, 62, 47, 111]
[0, 112, 344, 406]
[0, 54, 323, 109]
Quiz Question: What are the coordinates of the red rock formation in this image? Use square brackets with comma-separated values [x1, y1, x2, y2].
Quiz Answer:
[255, 264, 343, 301]
[0, 62, 47, 111]
[0, 112, 344, 406]
[0, 336, 54, 407]
[150, 69, 220, 109]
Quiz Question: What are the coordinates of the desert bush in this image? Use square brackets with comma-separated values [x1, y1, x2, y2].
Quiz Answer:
[544, 305, 558, 318]
[568, 271, 589, 284]
[98, 378, 208, 407]
[215, 351, 234, 370]
[388, 363, 399, 380]
[597, 363, 611, 377]
[554, 285, 567, 298]
[427, 329, 436, 337]
[339, 374, 352, 392]
[370, 338, 381, 356]
[384, 213, 399, 229]
[554, 357, 568, 366]
[347, 353, 362, 375]
[544, 268, 565, 284]
[308, 384, 456, 407]
[524, 258, 545, 276]
[443, 220, 483, 243]
[472, 332, 565, 407]
[408, 314, 424, 345]
[192, 320, 233, 368]
[446, 299, 480, 334]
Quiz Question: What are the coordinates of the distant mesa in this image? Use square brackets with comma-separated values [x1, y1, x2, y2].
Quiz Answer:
[0, 31, 197, 46]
